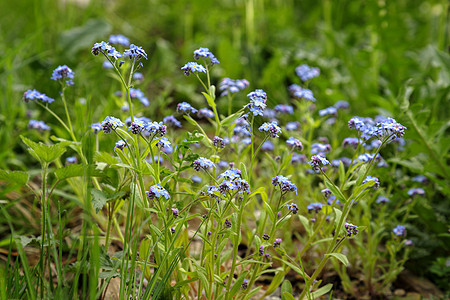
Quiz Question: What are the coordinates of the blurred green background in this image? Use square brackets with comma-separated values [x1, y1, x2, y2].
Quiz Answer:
[0, 0, 448, 291]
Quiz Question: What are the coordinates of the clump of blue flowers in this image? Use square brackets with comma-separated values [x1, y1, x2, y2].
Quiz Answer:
[295, 64, 320, 81]
[24, 89, 54, 104]
[51, 65, 74, 86]
[147, 184, 171, 200]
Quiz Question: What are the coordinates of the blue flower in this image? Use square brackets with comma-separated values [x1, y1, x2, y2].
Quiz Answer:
[181, 62, 207, 76]
[163, 115, 182, 128]
[291, 153, 307, 164]
[28, 119, 51, 131]
[191, 176, 202, 183]
[177, 102, 198, 114]
[308, 155, 330, 171]
[286, 137, 303, 150]
[259, 122, 282, 138]
[342, 137, 360, 149]
[261, 140, 274, 151]
[219, 78, 249, 96]
[128, 120, 146, 134]
[274, 104, 294, 115]
[247, 89, 267, 102]
[286, 203, 299, 214]
[363, 176, 380, 189]
[133, 72, 144, 82]
[198, 108, 215, 118]
[319, 106, 337, 117]
[193, 157, 215, 171]
[376, 196, 390, 204]
[146, 155, 164, 163]
[311, 143, 331, 155]
[66, 156, 77, 164]
[334, 100, 349, 109]
[109, 34, 130, 46]
[115, 140, 127, 150]
[193, 47, 220, 64]
[407, 188, 425, 197]
[344, 223, 359, 237]
[144, 121, 167, 137]
[101, 116, 125, 133]
[213, 136, 225, 149]
[129, 88, 149, 107]
[295, 64, 320, 81]
[91, 123, 102, 133]
[286, 121, 300, 131]
[51, 65, 75, 85]
[103, 60, 114, 69]
[92, 41, 114, 55]
[393, 225, 406, 237]
[289, 84, 316, 101]
[156, 137, 171, 149]
[147, 183, 170, 200]
[24, 89, 55, 104]
[307, 202, 323, 212]
[411, 175, 428, 184]
[123, 44, 148, 60]
[272, 175, 297, 194]
[219, 169, 242, 180]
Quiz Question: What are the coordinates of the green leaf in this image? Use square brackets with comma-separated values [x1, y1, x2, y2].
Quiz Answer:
[229, 271, 249, 298]
[324, 180, 347, 203]
[91, 189, 108, 213]
[54, 164, 103, 181]
[221, 111, 243, 127]
[352, 180, 375, 197]
[240, 162, 248, 180]
[21, 136, 68, 164]
[0, 169, 29, 185]
[326, 253, 349, 266]
[281, 280, 293, 297]
[202, 92, 216, 109]
[58, 19, 111, 57]
[298, 215, 311, 236]
[338, 161, 346, 185]
[282, 292, 296, 300]
[311, 283, 333, 298]
[263, 197, 275, 223]
[273, 257, 308, 278]
[95, 151, 119, 165]
[333, 208, 343, 229]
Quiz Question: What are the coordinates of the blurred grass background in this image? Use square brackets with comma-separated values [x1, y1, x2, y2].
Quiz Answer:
[0, 0, 448, 291]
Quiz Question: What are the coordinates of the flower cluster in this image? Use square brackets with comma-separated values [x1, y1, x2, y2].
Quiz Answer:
[393, 225, 406, 237]
[28, 120, 51, 131]
[311, 143, 331, 155]
[193, 157, 215, 171]
[145, 121, 167, 137]
[177, 102, 198, 114]
[129, 88, 149, 106]
[348, 116, 406, 142]
[342, 137, 360, 149]
[245, 89, 267, 116]
[213, 136, 225, 149]
[146, 184, 170, 200]
[24, 89, 55, 104]
[193, 47, 220, 64]
[181, 62, 207, 76]
[156, 137, 171, 149]
[51, 65, 75, 85]
[286, 203, 299, 214]
[295, 64, 320, 81]
[407, 188, 425, 197]
[289, 84, 316, 102]
[318, 106, 337, 117]
[286, 137, 303, 151]
[101, 116, 125, 133]
[129, 119, 146, 134]
[163, 115, 182, 128]
[92, 41, 123, 61]
[308, 155, 330, 171]
[109, 34, 130, 46]
[376, 196, 390, 204]
[307, 202, 323, 213]
[273, 238, 282, 247]
[115, 140, 127, 150]
[344, 223, 359, 237]
[198, 108, 214, 118]
[259, 122, 282, 138]
[272, 175, 297, 194]
[123, 44, 148, 61]
[274, 104, 294, 115]
[218, 78, 249, 96]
